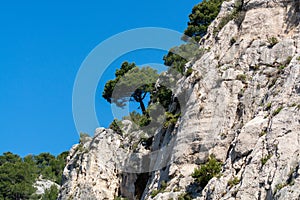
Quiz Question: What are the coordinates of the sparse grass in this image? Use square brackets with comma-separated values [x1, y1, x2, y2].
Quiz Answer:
[285, 56, 292, 65]
[296, 56, 300, 61]
[268, 78, 277, 89]
[76, 143, 87, 153]
[236, 74, 247, 82]
[132, 142, 139, 151]
[259, 130, 267, 137]
[150, 180, 168, 198]
[272, 106, 283, 116]
[274, 183, 287, 194]
[151, 190, 160, 198]
[265, 102, 272, 111]
[185, 68, 194, 77]
[214, 1, 244, 35]
[267, 36, 278, 48]
[290, 103, 297, 107]
[230, 37, 236, 45]
[178, 193, 192, 200]
[261, 154, 272, 166]
[228, 177, 240, 188]
[278, 65, 286, 70]
[251, 65, 260, 71]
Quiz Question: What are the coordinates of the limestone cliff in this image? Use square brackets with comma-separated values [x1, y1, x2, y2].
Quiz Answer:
[58, 0, 300, 199]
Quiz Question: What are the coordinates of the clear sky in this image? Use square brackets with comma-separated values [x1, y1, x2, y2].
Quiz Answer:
[0, 0, 200, 157]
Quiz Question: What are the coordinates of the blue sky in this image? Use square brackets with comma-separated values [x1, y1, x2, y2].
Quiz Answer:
[0, 0, 200, 157]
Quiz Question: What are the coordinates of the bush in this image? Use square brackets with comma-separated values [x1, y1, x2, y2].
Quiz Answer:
[42, 185, 59, 200]
[109, 119, 123, 135]
[163, 112, 181, 128]
[152, 86, 173, 111]
[183, 0, 224, 42]
[129, 111, 151, 127]
[192, 155, 222, 188]
[163, 43, 203, 74]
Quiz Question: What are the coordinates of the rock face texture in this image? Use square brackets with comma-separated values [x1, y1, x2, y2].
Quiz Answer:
[59, 0, 300, 199]
[34, 179, 60, 195]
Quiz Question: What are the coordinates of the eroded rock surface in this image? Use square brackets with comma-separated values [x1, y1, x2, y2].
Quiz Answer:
[59, 0, 300, 199]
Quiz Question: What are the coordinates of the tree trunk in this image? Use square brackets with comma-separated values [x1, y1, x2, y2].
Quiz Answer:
[139, 100, 147, 116]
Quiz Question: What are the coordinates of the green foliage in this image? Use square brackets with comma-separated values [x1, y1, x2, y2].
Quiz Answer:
[251, 65, 260, 71]
[178, 192, 192, 200]
[267, 37, 278, 48]
[278, 65, 286, 70]
[265, 102, 272, 111]
[228, 177, 240, 188]
[285, 56, 292, 65]
[0, 151, 68, 200]
[103, 62, 159, 115]
[236, 74, 247, 82]
[109, 119, 123, 135]
[42, 185, 59, 200]
[151, 189, 160, 198]
[163, 43, 203, 74]
[214, 0, 244, 34]
[261, 154, 272, 166]
[114, 197, 129, 200]
[297, 56, 300, 61]
[259, 130, 267, 137]
[128, 111, 151, 127]
[163, 112, 181, 128]
[79, 132, 90, 144]
[185, 68, 194, 77]
[0, 160, 37, 199]
[274, 183, 287, 194]
[150, 180, 168, 198]
[152, 86, 173, 110]
[272, 106, 283, 116]
[183, 0, 224, 42]
[230, 37, 236, 45]
[0, 152, 22, 165]
[192, 155, 222, 188]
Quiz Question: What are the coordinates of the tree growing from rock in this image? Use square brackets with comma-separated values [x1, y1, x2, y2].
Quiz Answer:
[183, 0, 224, 42]
[102, 62, 159, 116]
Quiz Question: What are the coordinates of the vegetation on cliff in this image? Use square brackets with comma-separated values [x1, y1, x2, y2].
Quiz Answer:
[0, 151, 68, 199]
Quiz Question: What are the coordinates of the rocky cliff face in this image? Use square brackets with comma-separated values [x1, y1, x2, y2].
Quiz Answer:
[58, 0, 300, 199]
